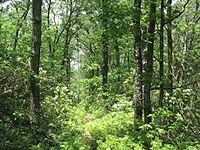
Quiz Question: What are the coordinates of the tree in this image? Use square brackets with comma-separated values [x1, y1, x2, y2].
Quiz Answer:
[45, 0, 53, 66]
[0, 0, 200, 149]
[102, 0, 109, 96]
[133, 0, 143, 121]
[30, 0, 42, 123]
[114, 38, 120, 83]
[167, 0, 173, 96]
[61, 1, 74, 87]
[60, 0, 83, 88]
[159, 0, 164, 107]
[144, 0, 156, 124]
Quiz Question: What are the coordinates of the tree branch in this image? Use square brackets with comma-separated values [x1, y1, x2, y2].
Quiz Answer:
[164, 0, 190, 25]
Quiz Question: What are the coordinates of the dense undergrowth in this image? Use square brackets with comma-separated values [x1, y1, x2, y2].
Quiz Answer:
[1, 80, 199, 150]
[1, 0, 200, 149]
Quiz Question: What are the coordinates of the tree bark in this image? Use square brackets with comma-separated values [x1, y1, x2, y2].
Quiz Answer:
[46, 0, 53, 66]
[114, 38, 121, 93]
[133, 0, 143, 121]
[167, 0, 173, 96]
[114, 38, 120, 83]
[102, 0, 109, 95]
[159, 0, 164, 107]
[30, 0, 42, 123]
[62, 27, 71, 88]
[144, 0, 156, 124]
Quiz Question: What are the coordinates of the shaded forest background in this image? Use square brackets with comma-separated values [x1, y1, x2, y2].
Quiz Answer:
[0, 0, 199, 149]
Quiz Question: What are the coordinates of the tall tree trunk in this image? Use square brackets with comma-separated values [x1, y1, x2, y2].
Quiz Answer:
[87, 30, 96, 103]
[62, 28, 71, 88]
[114, 38, 120, 83]
[114, 38, 121, 93]
[102, 0, 109, 96]
[159, 0, 164, 107]
[46, 0, 54, 69]
[133, 0, 143, 121]
[144, 0, 156, 124]
[30, 0, 42, 123]
[77, 42, 81, 102]
[167, 0, 173, 96]
[61, 3, 73, 87]
[66, 47, 71, 88]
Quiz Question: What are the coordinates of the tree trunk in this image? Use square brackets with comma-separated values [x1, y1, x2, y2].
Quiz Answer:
[61, 4, 73, 87]
[115, 38, 120, 83]
[133, 0, 143, 121]
[144, 0, 156, 124]
[102, 0, 109, 96]
[62, 28, 71, 88]
[167, 0, 173, 96]
[46, 0, 54, 69]
[30, 0, 42, 123]
[66, 48, 71, 88]
[159, 0, 164, 107]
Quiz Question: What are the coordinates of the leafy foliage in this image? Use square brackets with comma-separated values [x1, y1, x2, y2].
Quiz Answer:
[0, 0, 199, 149]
